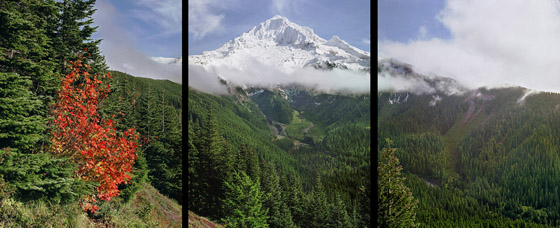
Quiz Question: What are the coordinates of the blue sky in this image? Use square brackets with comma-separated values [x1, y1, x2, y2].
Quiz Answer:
[378, 0, 560, 93]
[188, 0, 371, 55]
[378, 0, 450, 43]
[92, 0, 182, 83]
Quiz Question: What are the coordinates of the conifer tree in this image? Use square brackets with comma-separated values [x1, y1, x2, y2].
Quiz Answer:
[192, 105, 235, 218]
[246, 145, 260, 181]
[378, 139, 418, 227]
[0, 0, 59, 138]
[287, 174, 306, 228]
[222, 170, 269, 228]
[237, 142, 249, 173]
[261, 161, 296, 228]
[146, 103, 182, 203]
[53, 0, 107, 75]
[357, 160, 371, 228]
[134, 86, 156, 138]
[357, 183, 371, 227]
[308, 174, 332, 227]
[188, 118, 200, 211]
[0, 73, 47, 152]
[332, 194, 353, 228]
[0, 148, 88, 203]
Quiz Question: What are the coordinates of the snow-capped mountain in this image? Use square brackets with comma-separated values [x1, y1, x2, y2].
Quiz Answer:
[188, 15, 370, 74]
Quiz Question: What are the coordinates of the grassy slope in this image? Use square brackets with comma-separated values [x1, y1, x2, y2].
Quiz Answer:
[108, 182, 182, 227]
[286, 110, 314, 141]
[0, 182, 182, 227]
[188, 210, 224, 228]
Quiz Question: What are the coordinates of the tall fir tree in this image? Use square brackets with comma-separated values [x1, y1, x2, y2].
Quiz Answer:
[222, 170, 269, 228]
[246, 145, 261, 181]
[0, 0, 59, 146]
[378, 139, 418, 228]
[0, 73, 47, 153]
[307, 174, 332, 228]
[287, 174, 306, 228]
[332, 193, 353, 228]
[237, 142, 249, 173]
[261, 160, 296, 228]
[188, 118, 200, 210]
[191, 105, 236, 218]
[53, 0, 107, 75]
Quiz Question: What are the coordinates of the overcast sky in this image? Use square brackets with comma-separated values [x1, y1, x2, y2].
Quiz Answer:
[188, 0, 371, 55]
[92, 0, 182, 83]
[378, 0, 560, 93]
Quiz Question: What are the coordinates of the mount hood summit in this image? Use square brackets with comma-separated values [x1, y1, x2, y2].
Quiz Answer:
[188, 15, 370, 74]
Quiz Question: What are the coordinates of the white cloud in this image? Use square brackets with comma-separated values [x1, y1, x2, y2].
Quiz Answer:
[517, 88, 539, 105]
[188, 65, 229, 94]
[94, 0, 182, 83]
[378, 71, 436, 95]
[188, 0, 225, 39]
[379, 0, 560, 93]
[362, 38, 370, 45]
[429, 94, 442, 106]
[188, 59, 370, 95]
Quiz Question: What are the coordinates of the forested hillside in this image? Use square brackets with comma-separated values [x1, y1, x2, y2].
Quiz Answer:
[100, 71, 183, 204]
[379, 86, 560, 227]
[188, 87, 370, 227]
[0, 0, 181, 226]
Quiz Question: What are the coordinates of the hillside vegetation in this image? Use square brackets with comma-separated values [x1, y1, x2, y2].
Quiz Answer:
[188, 210, 224, 228]
[379, 87, 560, 226]
[188, 86, 370, 227]
[0, 0, 182, 226]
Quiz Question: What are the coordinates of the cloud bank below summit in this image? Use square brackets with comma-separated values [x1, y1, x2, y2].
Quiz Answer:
[377, 72, 436, 95]
[188, 60, 370, 95]
[379, 0, 560, 93]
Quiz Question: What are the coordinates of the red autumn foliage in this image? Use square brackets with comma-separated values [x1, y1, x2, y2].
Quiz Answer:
[51, 58, 139, 213]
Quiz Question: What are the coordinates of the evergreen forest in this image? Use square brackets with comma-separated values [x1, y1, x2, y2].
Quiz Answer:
[379, 85, 560, 227]
[188, 86, 371, 228]
[0, 0, 182, 226]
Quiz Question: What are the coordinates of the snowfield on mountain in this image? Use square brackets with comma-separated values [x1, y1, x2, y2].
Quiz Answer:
[189, 15, 370, 74]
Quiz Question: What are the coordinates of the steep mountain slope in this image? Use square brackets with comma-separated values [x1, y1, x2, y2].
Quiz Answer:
[100, 71, 183, 204]
[188, 85, 370, 226]
[188, 15, 370, 74]
[378, 58, 560, 226]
